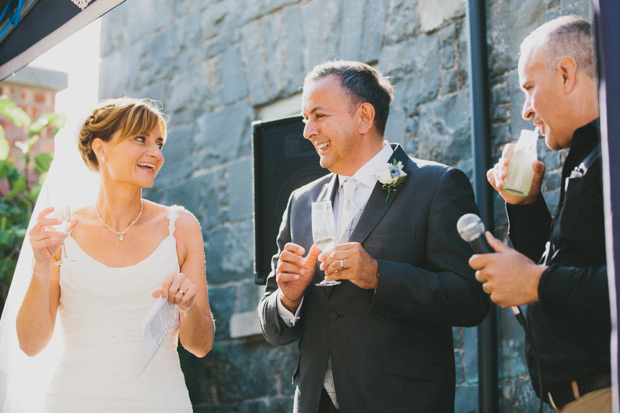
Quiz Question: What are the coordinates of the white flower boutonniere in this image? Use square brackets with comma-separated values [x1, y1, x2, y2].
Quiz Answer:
[376, 159, 407, 203]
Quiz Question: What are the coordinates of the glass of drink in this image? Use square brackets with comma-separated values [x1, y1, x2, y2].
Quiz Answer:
[503, 128, 539, 197]
[49, 205, 76, 266]
[311, 200, 340, 287]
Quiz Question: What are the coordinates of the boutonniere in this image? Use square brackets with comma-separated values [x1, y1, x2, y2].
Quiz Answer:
[375, 159, 407, 202]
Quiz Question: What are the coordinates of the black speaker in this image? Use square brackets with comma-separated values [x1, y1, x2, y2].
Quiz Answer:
[252, 115, 329, 285]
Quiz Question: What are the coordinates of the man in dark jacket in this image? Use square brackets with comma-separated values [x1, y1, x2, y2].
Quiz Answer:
[470, 16, 610, 412]
[259, 61, 489, 412]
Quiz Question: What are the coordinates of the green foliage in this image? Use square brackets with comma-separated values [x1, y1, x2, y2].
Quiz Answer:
[0, 95, 65, 314]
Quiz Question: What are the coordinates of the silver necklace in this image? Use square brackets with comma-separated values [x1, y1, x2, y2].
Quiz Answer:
[94, 200, 144, 241]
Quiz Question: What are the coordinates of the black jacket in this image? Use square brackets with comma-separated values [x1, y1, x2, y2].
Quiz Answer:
[258, 145, 489, 413]
[507, 120, 610, 395]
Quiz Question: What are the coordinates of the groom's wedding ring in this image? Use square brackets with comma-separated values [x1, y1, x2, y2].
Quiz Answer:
[340, 259, 344, 270]
[178, 289, 185, 295]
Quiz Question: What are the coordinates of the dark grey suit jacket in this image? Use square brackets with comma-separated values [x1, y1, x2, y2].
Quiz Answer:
[258, 145, 489, 413]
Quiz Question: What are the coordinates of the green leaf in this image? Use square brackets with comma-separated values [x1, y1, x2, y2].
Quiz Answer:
[6, 174, 26, 199]
[14, 136, 38, 154]
[29, 112, 66, 137]
[0, 135, 8, 161]
[33, 152, 53, 174]
[0, 96, 31, 127]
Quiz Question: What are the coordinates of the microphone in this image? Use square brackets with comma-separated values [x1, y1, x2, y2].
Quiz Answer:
[457, 213, 526, 326]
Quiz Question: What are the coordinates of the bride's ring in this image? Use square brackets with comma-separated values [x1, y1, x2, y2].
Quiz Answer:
[340, 259, 344, 270]
[178, 289, 185, 295]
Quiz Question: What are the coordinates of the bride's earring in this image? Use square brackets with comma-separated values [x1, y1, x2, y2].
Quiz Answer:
[101, 156, 105, 164]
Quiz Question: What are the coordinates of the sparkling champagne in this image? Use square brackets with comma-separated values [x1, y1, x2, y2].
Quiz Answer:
[315, 237, 335, 252]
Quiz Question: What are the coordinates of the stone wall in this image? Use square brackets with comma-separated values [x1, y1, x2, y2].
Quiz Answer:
[98, 0, 591, 411]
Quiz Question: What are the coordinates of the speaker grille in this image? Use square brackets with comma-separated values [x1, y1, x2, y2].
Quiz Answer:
[252, 116, 329, 284]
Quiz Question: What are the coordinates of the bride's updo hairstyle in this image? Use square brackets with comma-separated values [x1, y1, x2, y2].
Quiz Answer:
[79, 97, 168, 172]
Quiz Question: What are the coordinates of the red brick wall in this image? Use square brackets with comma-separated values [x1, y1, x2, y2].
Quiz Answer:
[0, 82, 58, 184]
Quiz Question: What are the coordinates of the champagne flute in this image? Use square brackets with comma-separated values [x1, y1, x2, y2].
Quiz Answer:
[311, 201, 340, 287]
[50, 205, 76, 266]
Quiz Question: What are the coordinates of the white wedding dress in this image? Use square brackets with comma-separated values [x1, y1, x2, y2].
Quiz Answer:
[44, 206, 192, 412]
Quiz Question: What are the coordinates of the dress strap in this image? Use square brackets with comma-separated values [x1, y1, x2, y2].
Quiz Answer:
[167, 205, 185, 236]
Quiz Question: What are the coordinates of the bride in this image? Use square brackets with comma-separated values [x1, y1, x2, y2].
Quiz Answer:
[4, 97, 214, 411]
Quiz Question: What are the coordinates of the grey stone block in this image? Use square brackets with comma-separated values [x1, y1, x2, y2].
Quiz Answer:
[440, 43, 457, 70]
[301, 1, 322, 73]
[241, 20, 270, 105]
[487, 0, 544, 78]
[498, 308, 528, 379]
[492, 123, 513, 147]
[492, 103, 510, 123]
[560, 0, 592, 17]
[262, 13, 286, 101]
[99, 3, 127, 56]
[318, 0, 342, 62]
[237, 279, 263, 313]
[202, 31, 243, 59]
[455, 384, 479, 413]
[139, 81, 170, 110]
[441, 69, 460, 94]
[140, 25, 183, 85]
[380, 35, 441, 110]
[281, 6, 305, 94]
[463, 326, 479, 384]
[98, 45, 143, 98]
[544, 171, 562, 194]
[206, 220, 254, 284]
[158, 123, 195, 185]
[227, 158, 253, 222]
[201, 2, 239, 40]
[202, 341, 297, 403]
[337, 0, 365, 61]
[500, 378, 552, 412]
[384, 108, 406, 145]
[124, 0, 175, 44]
[491, 81, 509, 106]
[194, 101, 253, 169]
[418, 0, 466, 33]
[508, 70, 534, 138]
[361, 0, 388, 63]
[417, 90, 471, 165]
[384, 0, 418, 45]
[209, 285, 236, 340]
[216, 47, 249, 105]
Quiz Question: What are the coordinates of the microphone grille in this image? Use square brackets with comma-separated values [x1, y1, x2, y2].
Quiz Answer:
[456, 213, 486, 242]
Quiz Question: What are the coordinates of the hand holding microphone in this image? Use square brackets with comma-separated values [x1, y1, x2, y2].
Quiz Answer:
[457, 213, 527, 325]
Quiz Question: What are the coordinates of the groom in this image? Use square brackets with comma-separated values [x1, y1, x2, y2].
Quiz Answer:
[258, 61, 489, 412]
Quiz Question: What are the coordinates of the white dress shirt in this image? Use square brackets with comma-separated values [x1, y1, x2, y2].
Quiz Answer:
[276, 143, 394, 325]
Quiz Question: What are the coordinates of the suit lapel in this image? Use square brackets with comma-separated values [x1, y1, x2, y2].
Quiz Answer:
[316, 173, 339, 204]
[349, 144, 410, 244]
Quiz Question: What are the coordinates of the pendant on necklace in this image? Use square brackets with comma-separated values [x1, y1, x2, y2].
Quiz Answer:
[119, 234, 124, 241]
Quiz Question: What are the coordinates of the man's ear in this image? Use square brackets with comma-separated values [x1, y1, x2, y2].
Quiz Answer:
[357, 102, 375, 134]
[559, 56, 578, 94]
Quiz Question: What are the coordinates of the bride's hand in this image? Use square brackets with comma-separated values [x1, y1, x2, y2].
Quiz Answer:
[29, 207, 76, 271]
[152, 272, 196, 312]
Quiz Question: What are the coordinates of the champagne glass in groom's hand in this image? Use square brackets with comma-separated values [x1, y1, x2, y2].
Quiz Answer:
[311, 201, 341, 287]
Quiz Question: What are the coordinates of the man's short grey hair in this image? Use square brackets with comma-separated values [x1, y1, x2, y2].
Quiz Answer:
[303, 60, 394, 136]
[520, 15, 595, 78]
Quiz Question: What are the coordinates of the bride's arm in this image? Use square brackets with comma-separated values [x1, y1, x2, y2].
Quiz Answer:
[167, 210, 215, 358]
[16, 208, 64, 356]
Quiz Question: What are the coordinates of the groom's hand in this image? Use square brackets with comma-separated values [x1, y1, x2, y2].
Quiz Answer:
[319, 243, 379, 290]
[276, 243, 320, 313]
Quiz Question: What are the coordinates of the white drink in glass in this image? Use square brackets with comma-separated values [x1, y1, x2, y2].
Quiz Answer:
[311, 201, 340, 286]
[503, 129, 538, 197]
